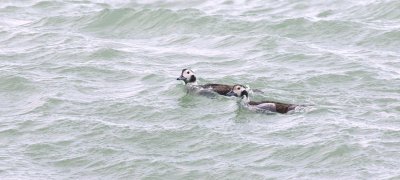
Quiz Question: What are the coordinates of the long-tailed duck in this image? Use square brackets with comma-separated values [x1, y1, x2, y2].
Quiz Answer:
[227, 84, 300, 114]
[176, 69, 233, 96]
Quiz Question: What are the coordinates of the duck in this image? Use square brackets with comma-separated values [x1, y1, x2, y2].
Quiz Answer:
[227, 84, 300, 114]
[176, 69, 233, 96]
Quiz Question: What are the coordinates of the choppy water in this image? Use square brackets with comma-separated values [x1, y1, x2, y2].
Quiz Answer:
[1, 0, 400, 179]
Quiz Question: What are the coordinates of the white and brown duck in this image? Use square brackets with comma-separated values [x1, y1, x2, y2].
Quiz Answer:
[176, 69, 233, 96]
[227, 84, 301, 114]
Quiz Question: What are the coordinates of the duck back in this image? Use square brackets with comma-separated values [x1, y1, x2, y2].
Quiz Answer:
[200, 84, 233, 96]
[249, 100, 297, 114]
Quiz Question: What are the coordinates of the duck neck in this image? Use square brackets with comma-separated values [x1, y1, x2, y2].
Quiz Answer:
[186, 81, 198, 86]
[242, 95, 250, 103]
[185, 75, 197, 85]
[240, 90, 249, 103]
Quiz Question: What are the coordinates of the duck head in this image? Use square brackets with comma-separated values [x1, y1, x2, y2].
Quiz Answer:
[227, 84, 249, 98]
[177, 69, 197, 84]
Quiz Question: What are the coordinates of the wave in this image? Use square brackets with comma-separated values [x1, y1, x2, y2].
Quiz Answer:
[24, 6, 398, 50]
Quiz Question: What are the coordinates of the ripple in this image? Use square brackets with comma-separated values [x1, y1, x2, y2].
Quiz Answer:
[0, 75, 35, 92]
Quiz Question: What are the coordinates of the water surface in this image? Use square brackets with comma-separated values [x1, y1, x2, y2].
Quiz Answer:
[1, 0, 400, 179]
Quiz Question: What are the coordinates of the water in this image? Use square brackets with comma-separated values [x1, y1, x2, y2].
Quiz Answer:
[1, 0, 400, 179]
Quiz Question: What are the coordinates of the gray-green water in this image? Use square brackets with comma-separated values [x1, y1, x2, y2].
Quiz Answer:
[1, 0, 400, 179]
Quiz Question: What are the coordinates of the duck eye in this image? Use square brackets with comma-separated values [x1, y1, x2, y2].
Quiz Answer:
[187, 72, 190, 74]
[237, 87, 240, 90]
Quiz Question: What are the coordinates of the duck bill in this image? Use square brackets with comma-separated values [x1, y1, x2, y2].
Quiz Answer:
[176, 76, 186, 81]
[226, 91, 237, 97]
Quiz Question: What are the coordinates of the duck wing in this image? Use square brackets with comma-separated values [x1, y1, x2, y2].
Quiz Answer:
[201, 84, 233, 96]
[249, 100, 296, 114]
